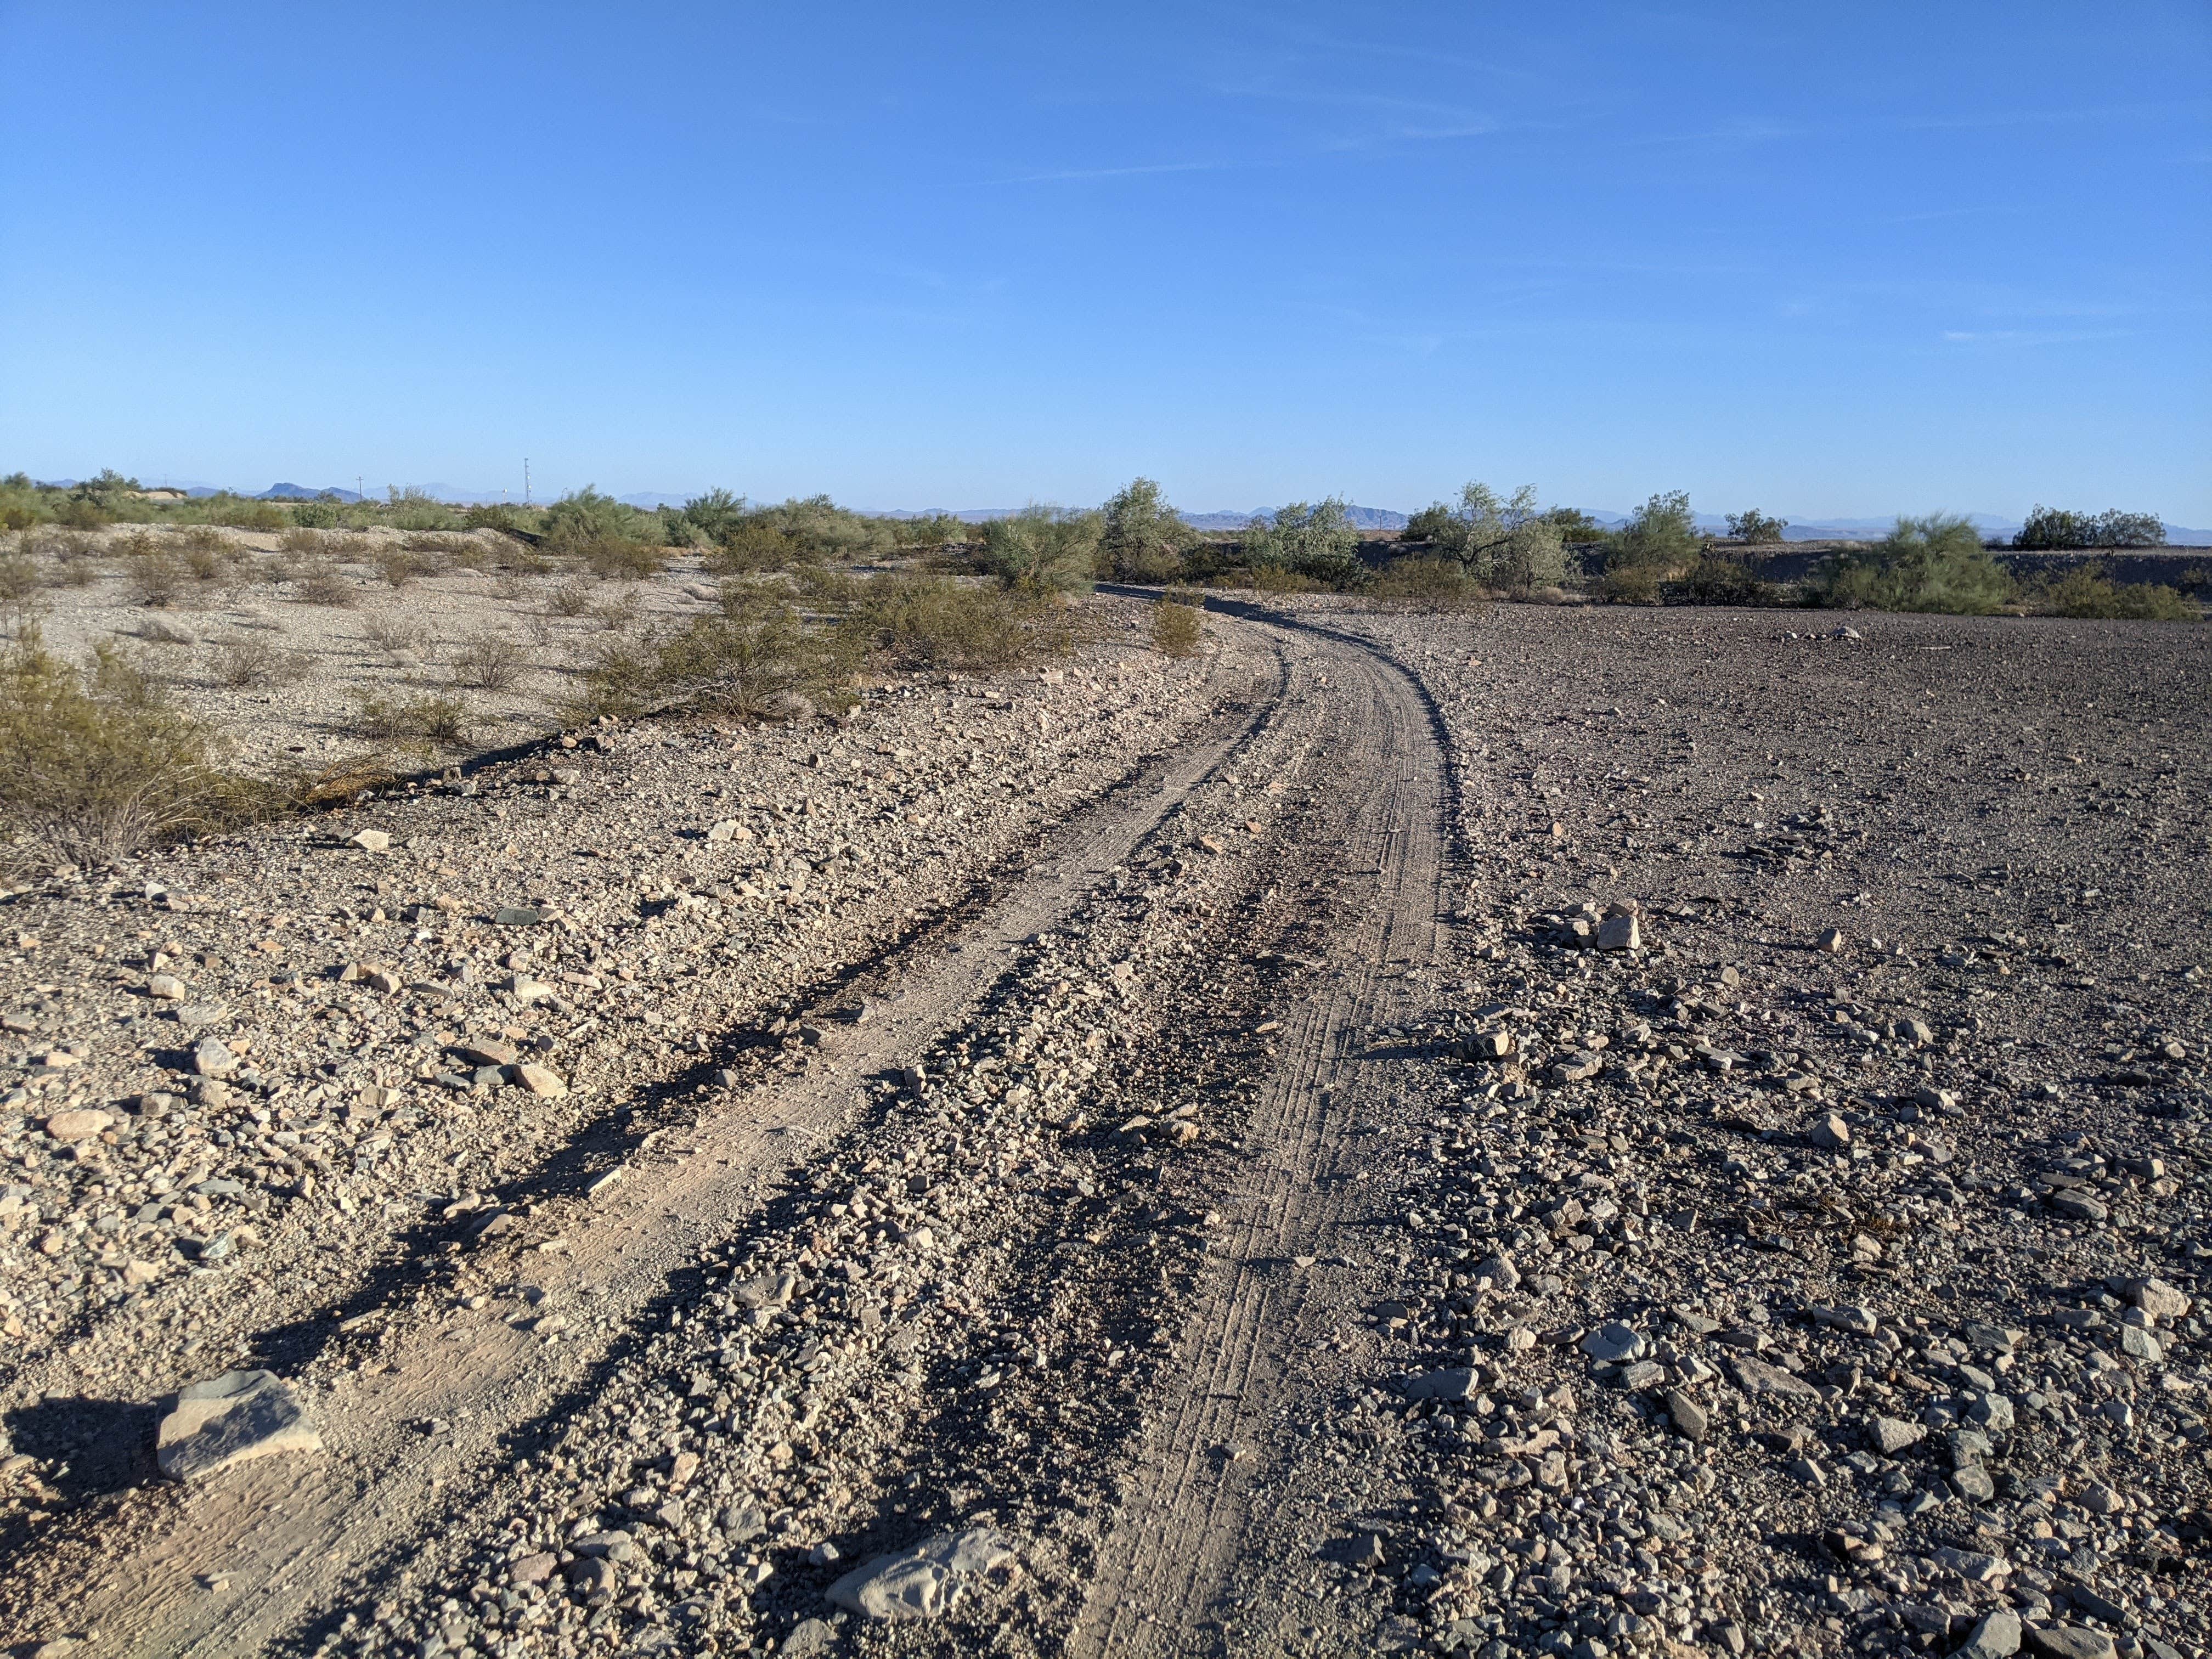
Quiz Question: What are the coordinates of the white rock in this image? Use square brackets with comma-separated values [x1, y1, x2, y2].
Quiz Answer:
[825, 1528, 1019, 1620]
[348, 830, 391, 853]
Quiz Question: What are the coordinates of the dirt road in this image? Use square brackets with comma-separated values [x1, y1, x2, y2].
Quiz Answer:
[5, 597, 2209, 1659]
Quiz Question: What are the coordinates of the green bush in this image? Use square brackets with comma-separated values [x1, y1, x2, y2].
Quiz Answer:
[2032, 563, 2198, 622]
[0, 481, 43, 532]
[205, 494, 288, 532]
[1410, 483, 1564, 595]
[2016, 506, 2164, 549]
[1606, 491, 1700, 591]
[1725, 509, 1788, 543]
[0, 625, 273, 870]
[53, 496, 111, 529]
[1678, 554, 1785, 606]
[1819, 514, 2013, 614]
[1370, 556, 1483, 610]
[385, 486, 456, 532]
[703, 519, 805, 574]
[541, 486, 631, 552]
[291, 498, 345, 528]
[839, 573, 1043, 669]
[749, 495, 898, 562]
[572, 584, 855, 723]
[1542, 507, 1615, 545]
[680, 488, 747, 546]
[1242, 499, 1361, 587]
[983, 506, 1101, 596]
[1101, 478, 1200, 582]
[462, 502, 523, 533]
[1153, 591, 1204, 656]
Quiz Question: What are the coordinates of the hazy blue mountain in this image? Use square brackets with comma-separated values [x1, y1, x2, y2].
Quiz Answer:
[257, 483, 361, 501]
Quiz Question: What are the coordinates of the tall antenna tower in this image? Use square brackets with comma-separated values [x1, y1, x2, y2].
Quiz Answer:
[524, 458, 531, 507]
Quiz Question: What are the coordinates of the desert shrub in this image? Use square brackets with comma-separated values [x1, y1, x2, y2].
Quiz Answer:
[2016, 506, 2164, 550]
[542, 486, 633, 552]
[293, 561, 357, 606]
[53, 496, 111, 529]
[374, 545, 445, 586]
[582, 538, 669, 579]
[1413, 483, 1565, 595]
[132, 553, 185, 608]
[2032, 563, 2199, 622]
[0, 625, 276, 869]
[1370, 556, 1483, 610]
[290, 498, 343, 529]
[1725, 509, 1788, 543]
[1242, 499, 1361, 587]
[591, 588, 643, 630]
[983, 507, 1101, 596]
[680, 488, 747, 548]
[703, 519, 806, 574]
[385, 487, 456, 532]
[1543, 507, 1616, 546]
[1819, 514, 2013, 614]
[0, 554, 35, 604]
[839, 573, 1040, 669]
[362, 613, 422, 656]
[1239, 566, 1328, 594]
[462, 503, 523, 533]
[546, 579, 595, 617]
[355, 692, 471, 747]
[1604, 491, 1700, 596]
[571, 585, 854, 723]
[1101, 478, 1201, 583]
[1678, 554, 1785, 606]
[450, 633, 530, 691]
[42, 534, 102, 588]
[0, 481, 42, 532]
[1153, 591, 1205, 656]
[1599, 562, 1663, 605]
[210, 637, 308, 687]
[278, 526, 329, 556]
[206, 495, 287, 532]
[894, 512, 968, 554]
[754, 495, 899, 562]
[134, 619, 193, 646]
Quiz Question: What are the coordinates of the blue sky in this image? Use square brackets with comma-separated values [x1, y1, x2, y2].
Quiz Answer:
[3, 2, 2207, 522]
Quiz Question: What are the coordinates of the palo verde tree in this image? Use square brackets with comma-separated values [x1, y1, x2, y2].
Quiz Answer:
[1243, 498, 1361, 586]
[1099, 477, 1201, 583]
[1407, 482, 1566, 594]
[1725, 509, 1788, 543]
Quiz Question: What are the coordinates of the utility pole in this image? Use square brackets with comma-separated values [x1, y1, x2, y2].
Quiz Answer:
[357, 475, 364, 504]
[524, 458, 531, 507]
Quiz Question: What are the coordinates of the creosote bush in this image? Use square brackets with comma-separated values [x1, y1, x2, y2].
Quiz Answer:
[1370, 556, 1483, 611]
[294, 561, 357, 606]
[0, 625, 275, 871]
[1152, 591, 1205, 656]
[210, 637, 308, 688]
[571, 584, 854, 723]
[450, 633, 530, 691]
[838, 573, 1045, 669]
[354, 692, 471, 747]
[2031, 564, 2199, 622]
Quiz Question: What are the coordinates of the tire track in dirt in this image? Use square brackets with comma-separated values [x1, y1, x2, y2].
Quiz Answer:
[10, 635, 1297, 1658]
[1073, 610, 1456, 1655]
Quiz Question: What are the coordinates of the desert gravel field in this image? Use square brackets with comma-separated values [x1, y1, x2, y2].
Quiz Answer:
[1, 569, 2208, 1659]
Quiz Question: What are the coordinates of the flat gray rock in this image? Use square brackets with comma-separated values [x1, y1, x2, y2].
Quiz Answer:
[156, 1370, 321, 1482]
[1402, 1367, 1479, 1401]
[825, 1527, 1019, 1620]
[1727, 1355, 1821, 1398]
